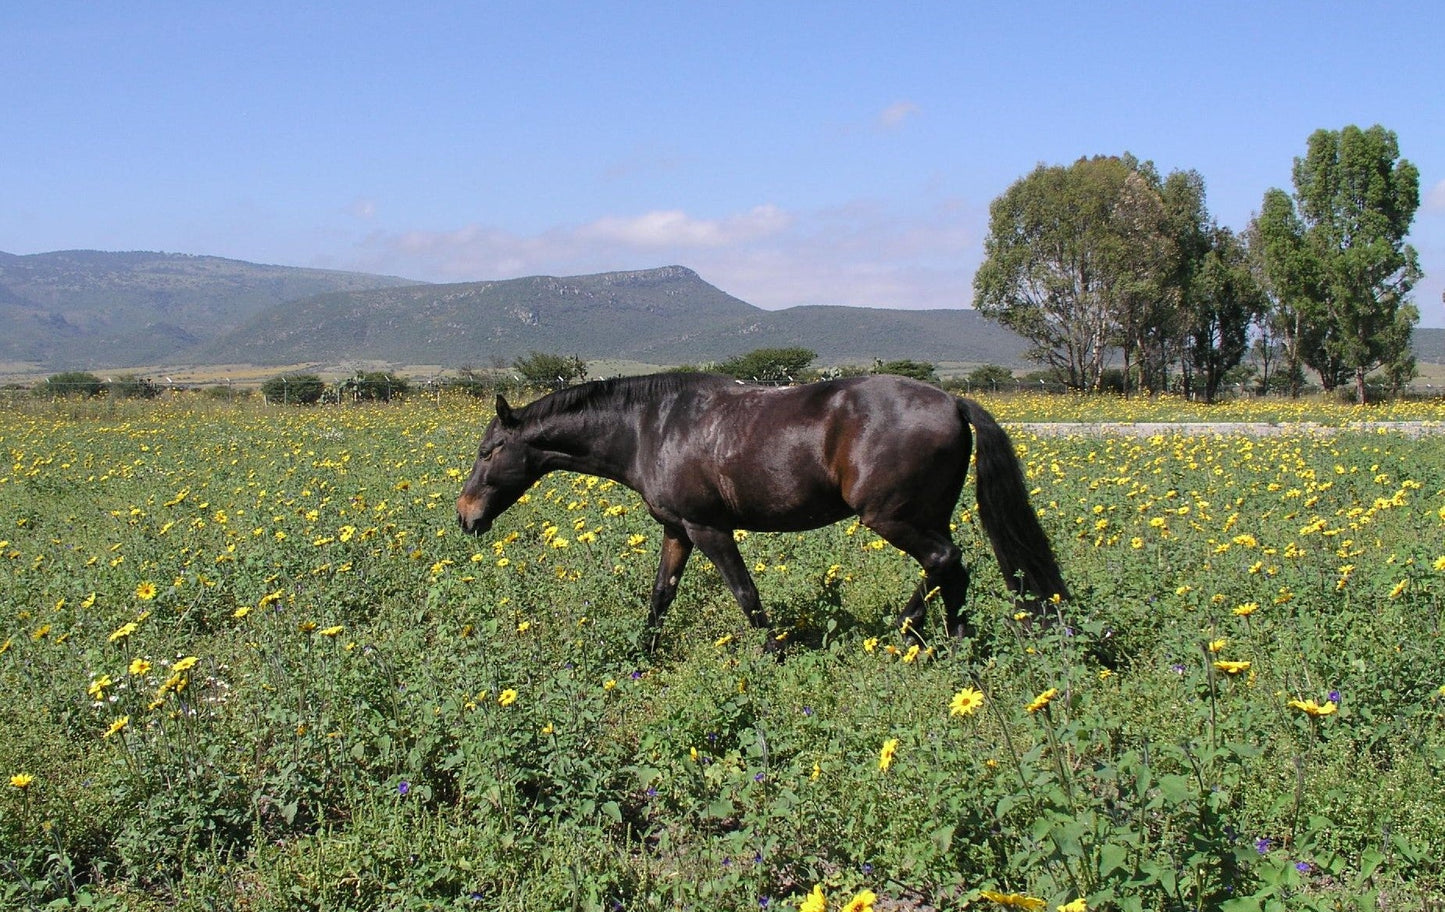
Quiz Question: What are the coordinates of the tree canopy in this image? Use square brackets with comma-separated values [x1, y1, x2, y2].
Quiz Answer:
[1254, 125, 1421, 403]
[972, 154, 1197, 393]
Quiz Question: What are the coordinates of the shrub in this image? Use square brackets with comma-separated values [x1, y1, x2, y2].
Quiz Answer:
[38, 371, 105, 398]
[261, 373, 325, 405]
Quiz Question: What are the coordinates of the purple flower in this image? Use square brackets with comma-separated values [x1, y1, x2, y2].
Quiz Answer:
[754, 772, 766, 783]
[1327, 689, 1341, 704]
[1255, 837, 1271, 854]
[397, 780, 410, 797]
[1296, 861, 1312, 873]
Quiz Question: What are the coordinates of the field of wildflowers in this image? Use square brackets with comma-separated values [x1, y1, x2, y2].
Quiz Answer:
[2, 392, 1444, 911]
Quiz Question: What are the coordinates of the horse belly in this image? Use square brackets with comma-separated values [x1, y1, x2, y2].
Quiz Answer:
[714, 460, 852, 532]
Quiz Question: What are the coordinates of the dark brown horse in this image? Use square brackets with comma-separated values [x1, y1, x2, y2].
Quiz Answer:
[456, 373, 1066, 652]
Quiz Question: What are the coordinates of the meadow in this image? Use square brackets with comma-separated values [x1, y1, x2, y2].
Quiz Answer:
[2, 391, 1444, 911]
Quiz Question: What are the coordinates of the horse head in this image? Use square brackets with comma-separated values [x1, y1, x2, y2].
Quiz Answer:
[456, 395, 536, 535]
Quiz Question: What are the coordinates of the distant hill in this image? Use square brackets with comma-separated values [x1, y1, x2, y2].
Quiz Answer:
[199, 265, 1033, 368]
[0, 250, 417, 369]
[4, 249, 1442, 375]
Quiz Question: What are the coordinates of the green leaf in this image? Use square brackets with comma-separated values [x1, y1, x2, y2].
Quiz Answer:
[1099, 842, 1129, 877]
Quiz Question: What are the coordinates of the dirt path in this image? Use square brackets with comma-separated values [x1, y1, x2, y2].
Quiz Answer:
[1007, 421, 1445, 438]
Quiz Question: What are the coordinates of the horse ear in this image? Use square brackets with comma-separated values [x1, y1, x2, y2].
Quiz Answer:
[495, 394, 518, 428]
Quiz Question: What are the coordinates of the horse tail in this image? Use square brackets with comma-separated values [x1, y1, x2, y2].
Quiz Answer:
[958, 397, 1070, 609]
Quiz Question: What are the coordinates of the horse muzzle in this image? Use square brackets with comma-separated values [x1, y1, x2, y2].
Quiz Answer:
[455, 495, 492, 536]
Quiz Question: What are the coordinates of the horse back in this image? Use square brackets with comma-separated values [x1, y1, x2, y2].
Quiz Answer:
[640, 375, 969, 531]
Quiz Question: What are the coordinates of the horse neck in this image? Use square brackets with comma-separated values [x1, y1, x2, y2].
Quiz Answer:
[523, 401, 641, 486]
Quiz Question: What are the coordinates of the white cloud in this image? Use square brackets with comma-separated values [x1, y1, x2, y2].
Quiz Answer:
[877, 100, 920, 130]
[347, 197, 985, 312]
[578, 206, 791, 248]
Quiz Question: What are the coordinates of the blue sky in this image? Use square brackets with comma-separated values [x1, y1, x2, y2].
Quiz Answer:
[5, 2, 1443, 325]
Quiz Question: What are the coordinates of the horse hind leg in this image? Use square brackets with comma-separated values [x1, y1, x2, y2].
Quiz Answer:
[865, 520, 972, 643]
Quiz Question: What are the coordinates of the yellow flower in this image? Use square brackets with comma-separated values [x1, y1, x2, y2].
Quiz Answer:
[979, 890, 1047, 910]
[1232, 602, 1259, 617]
[171, 656, 198, 673]
[128, 658, 152, 676]
[862, 637, 878, 653]
[902, 644, 920, 664]
[1388, 579, 1407, 599]
[878, 738, 899, 772]
[1213, 660, 1251, 675]
[1288, 698, 1338, 717]
[134, 581, 158, 600]
[842, 889, 877, 912]
[799, 884, 827, 912]
[1207, 638, 1227, 653]
[1025, 688, 1059, 714]
[498, 689, 518, 707]
[108, 621, 139, 643]
[87, 674, 113, 698]
[103, 716, 130, 739]
[319, 625, 344, 637]
[1058, 900, 1088, 912]
[949, 687, 985, 718]
[10, 773, 35, 789]
[233, 605, 251, 618]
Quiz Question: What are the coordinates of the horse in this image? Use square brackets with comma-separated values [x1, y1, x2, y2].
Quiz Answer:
[456, 372, 1067, 653]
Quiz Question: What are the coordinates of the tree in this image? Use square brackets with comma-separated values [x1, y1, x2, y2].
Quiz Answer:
[1260, 125, 1421, 403]
[715, 347, 816, 385]
[973, 154, 1193, 393]
[871, 359, 938, 384]
[261, 373, 325, 405]
[1182, 226, 1265, 402]
[1248, 190, 1317, 397]
[512, 352, 588, 391]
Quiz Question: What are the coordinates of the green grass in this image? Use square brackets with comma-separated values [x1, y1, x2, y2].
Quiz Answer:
[2, 394, 1444, 910]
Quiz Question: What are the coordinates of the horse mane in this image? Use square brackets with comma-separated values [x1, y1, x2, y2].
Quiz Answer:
[517, 372, 731, 423]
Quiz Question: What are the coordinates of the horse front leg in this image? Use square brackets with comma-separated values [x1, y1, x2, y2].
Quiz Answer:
[645, 525, 693, 655]
[685, 525, 784, 654]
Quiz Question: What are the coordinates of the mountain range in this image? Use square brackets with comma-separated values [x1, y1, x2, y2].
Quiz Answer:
[0, 250, 1033, 372]
[2, 249, 1441, 376]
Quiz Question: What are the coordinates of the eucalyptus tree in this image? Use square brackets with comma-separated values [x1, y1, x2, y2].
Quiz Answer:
[1257, 125, 1421, 402]
[973, 154, 1197, 393]
[1248, 190, 1317, 397]
[1183, 226, 1265, 402]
